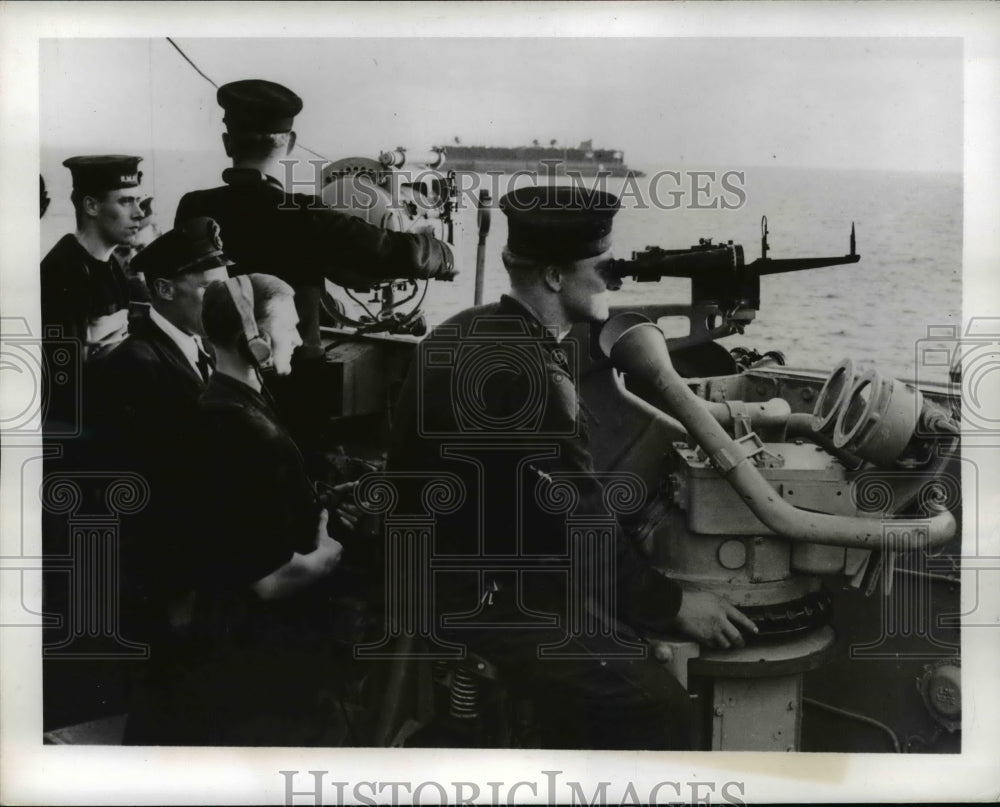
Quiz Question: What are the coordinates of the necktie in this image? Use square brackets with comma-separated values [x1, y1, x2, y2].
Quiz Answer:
[194, 339, 213, 383]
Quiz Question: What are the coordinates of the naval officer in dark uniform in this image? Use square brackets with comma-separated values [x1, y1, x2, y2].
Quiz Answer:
[88, 217, 232, 618]
[89, 217, 231, 450]
[388, 186, 756, 749]
[84, 218, 232, 744]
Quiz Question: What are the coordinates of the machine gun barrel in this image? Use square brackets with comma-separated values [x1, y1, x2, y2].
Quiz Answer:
[752, 254, 860, 275]
[753, 222, 859, 275]
[607, 220, 860, 313]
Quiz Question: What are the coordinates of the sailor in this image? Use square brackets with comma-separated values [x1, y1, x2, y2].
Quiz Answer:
[38, 157, 149, 727]
[174, 78, 456, 354]
[173, 79, 457, 449]
[84, 218, 232, 743]
[388, 185, 757, 749]
[176, 273, 349, 745]
[41, 155, 146, 362]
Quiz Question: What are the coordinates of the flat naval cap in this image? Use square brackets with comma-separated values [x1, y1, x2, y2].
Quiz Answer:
[131, 217, 234, 281]
[499, 185, 620, 263]
[63, 155, 143, 194]
[217, 79, 303, 133]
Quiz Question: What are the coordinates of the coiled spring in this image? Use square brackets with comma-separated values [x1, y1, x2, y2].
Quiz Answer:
[449, 666, 480, 719]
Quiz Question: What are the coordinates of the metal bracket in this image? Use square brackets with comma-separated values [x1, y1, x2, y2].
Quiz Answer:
[725, 401, 753, 439]
[709, 445, 743, 473]
[710, 432, 785, 474]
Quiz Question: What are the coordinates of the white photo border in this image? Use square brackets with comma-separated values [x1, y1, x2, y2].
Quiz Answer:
[2, 1, 999, 804]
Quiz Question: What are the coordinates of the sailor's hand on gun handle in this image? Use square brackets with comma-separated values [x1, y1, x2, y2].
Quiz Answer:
[313, 509, 344, 574]
[672, 588, 758, 650]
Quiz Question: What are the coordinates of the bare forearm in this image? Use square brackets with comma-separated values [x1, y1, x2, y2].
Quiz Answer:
[251, 543, 338, 600]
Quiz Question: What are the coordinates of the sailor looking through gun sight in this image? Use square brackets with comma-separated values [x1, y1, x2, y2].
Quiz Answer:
[388, 185, 758, 750]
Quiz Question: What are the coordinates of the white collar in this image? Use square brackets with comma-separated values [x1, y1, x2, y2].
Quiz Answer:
[149, 306, 205, 373]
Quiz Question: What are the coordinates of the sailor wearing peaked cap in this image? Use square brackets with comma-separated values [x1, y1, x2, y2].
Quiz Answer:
[388, 182, 701, 750]
[177, 77, 453, 351]
[393, 182, 753, 749]
[175, 76, 454, 447]
[216, 79, 303, 133]
[500, 185, 620, 264]
[494, 185, 622, 329]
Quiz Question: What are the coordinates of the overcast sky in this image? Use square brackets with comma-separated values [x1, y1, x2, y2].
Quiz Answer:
[40, 37, 961, 174]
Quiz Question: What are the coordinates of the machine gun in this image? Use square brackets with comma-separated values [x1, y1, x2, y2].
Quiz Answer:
[605, 216, 860, 353]
[318, 148, 458, 336]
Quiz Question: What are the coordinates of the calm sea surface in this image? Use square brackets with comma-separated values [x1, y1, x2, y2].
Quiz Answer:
[41, 157, 961, 383]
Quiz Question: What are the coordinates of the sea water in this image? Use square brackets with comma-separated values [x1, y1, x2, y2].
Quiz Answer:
[427, 166, 962, 384]
[40, 157, 961, 383]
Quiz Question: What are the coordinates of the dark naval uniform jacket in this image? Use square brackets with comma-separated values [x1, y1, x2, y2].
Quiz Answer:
[86, 310, 213, 639]
[41, 233, 131, 347]
[40, 234, 132, 431]
[193, 373, 319, 594]
[88, 309, 209, 439]
[388, 294, 683, 635]
[174, 168, 454, 349]
[182, 373, 332, 745]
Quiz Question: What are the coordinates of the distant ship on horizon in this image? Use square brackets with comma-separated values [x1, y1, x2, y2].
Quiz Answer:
[433, 139, 644, 178]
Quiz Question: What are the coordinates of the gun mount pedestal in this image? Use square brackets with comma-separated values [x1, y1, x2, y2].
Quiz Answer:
[690, 627, 836, 751]
[650, 627, 836, 751]
[582, 308, 961, 752]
